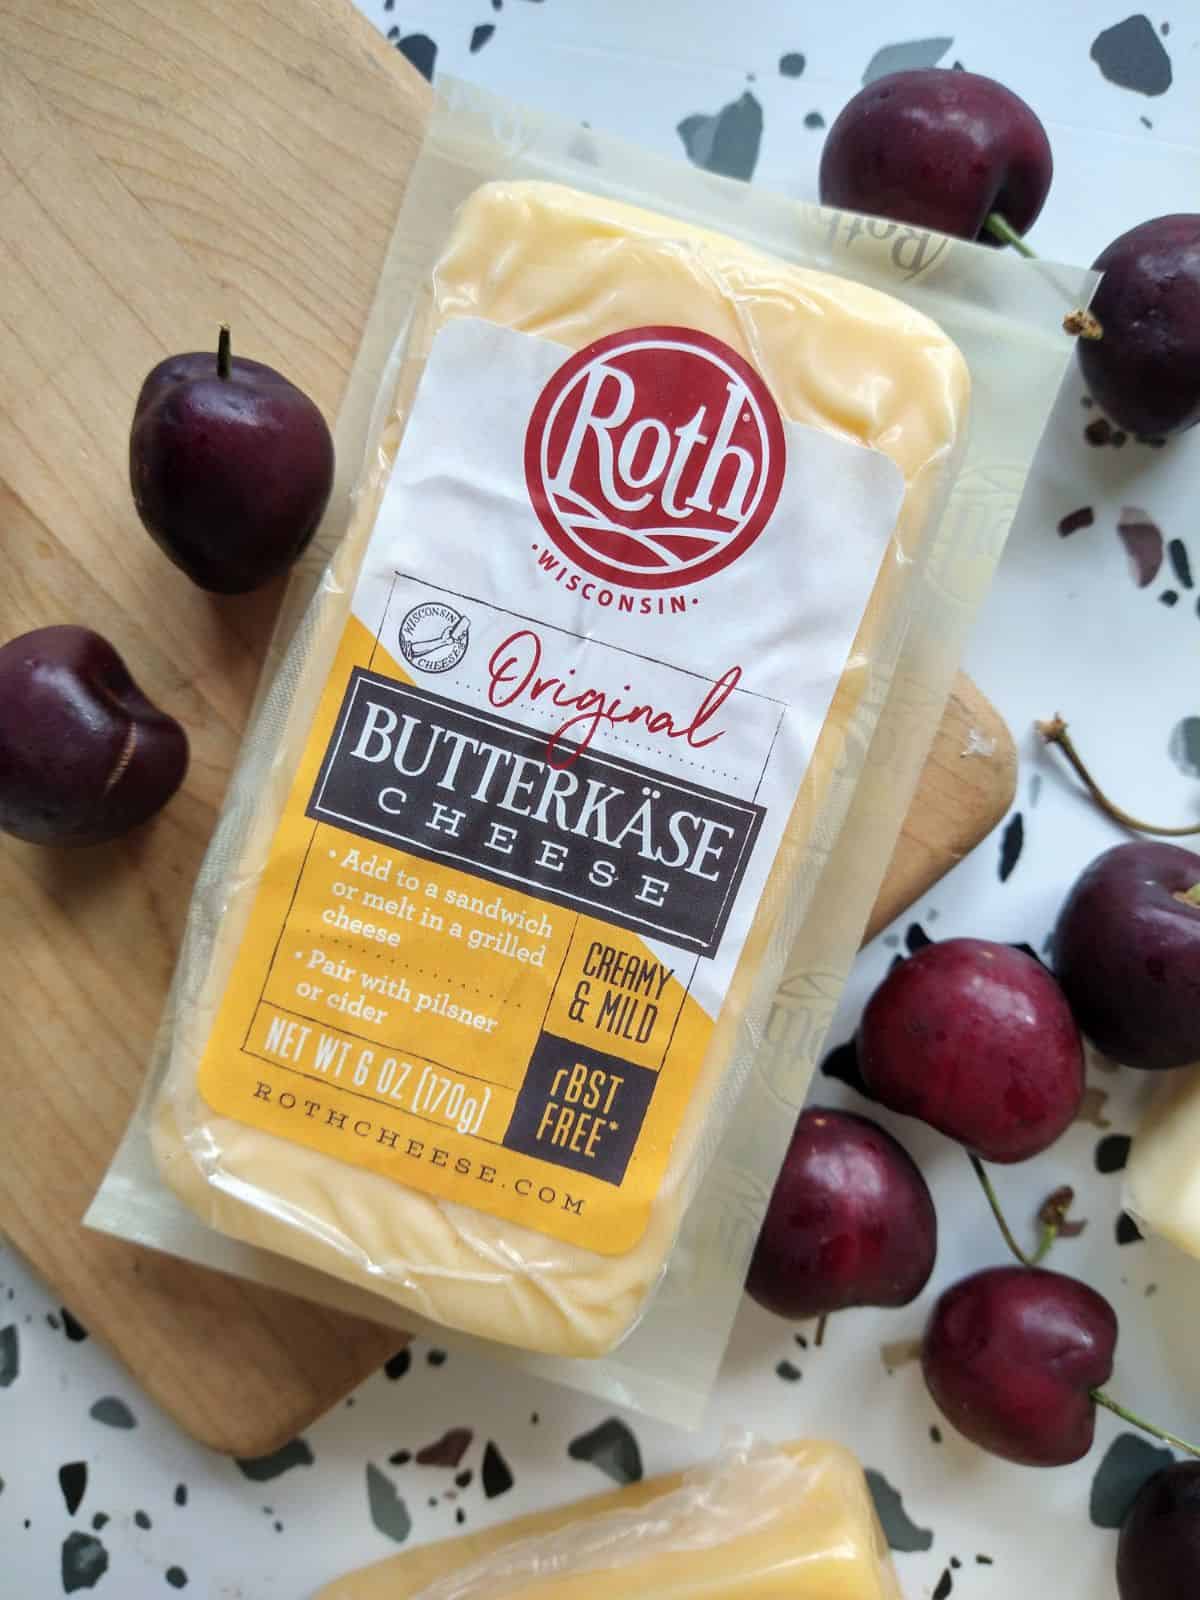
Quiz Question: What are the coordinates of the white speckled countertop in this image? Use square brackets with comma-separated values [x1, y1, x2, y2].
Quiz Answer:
[3, 3, 1199, 1596]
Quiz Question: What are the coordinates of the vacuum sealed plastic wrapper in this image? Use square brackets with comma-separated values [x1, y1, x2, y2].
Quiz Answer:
[90, 78, 1095, 1422]
[316, 1436, 902, 1600]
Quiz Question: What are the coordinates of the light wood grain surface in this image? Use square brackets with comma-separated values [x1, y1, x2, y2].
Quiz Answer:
[0, 0, 1014, 1457]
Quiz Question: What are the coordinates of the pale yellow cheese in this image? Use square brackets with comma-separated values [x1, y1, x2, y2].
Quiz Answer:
[314, 1439, 903, 1600]
[1126, 1068, 1200, 1255]
[152, 181, 968, 1357]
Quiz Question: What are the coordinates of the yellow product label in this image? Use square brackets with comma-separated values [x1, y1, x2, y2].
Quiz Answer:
[200, 617, 714, 1255]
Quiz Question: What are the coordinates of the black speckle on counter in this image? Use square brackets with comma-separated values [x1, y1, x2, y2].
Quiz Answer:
[456, 1468, 473, 1487]
[1169, 717, 1200, 778]
[58, 1462, 87, 1517]
[389, 1450, 412, 1467]
[61, 1532, 109, 1593]
[470, 23, 495, 52]
[950, 1556, 961, 1569]
[89, 1397, 135, 1430]
[46, 1312, 61, 1330]
[1090, 1433, 1174, 1527]
[0, 1323, 18, 1386]
[416, 1428, 473, 1468]
[568, 1419, 643, 1486]
[930, 1425, 943, 1444]
[530, 1412, 540, 1425]
[236, 1439, 314, 1482]
[1085, 416, 1113, 446]
[384, 1348, 411, 1381]
[820, 1038, 871, 1097]
[779, 51, 806, 77]
[90, 1514, 108, 1532]
[1117, 1212, 1145, 1245]
[1058, 506, 1095, 536]
[366, 1464, 413, 1543]
[61, 1309, 88, 1343]
[933, 1569, 954, 1600]
[1096, 1134, 1132, 1174]
[775, 1359, 802, 1381]
[456, 1507, 466, 1526]
[862, 37, 953, 84]
[134, 1511, 151, 1530]
[427, 1349, 448, 1368]
[863, 1470, 934, 1552]
[165, 1567, 188, 1589]
[481, 1441, 515, 1498]
[173, 1484, 187, 1508]
[1090, 14, 1173, 95]
[386, 29, 438, 82]
[1168, 538, 1193, 588]
[1161, 590, 1180, 606]
[976, 1554, 994, 1565]
[998, 813, 1024, 883]
[804, 111, 826, 128]
[677, 92, 763, 181]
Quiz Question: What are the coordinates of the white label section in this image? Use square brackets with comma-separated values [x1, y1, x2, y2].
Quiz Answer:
[350, 317, 904, 1022]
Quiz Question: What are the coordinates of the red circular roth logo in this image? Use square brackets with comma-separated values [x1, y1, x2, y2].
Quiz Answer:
[525, 326, 786, 591]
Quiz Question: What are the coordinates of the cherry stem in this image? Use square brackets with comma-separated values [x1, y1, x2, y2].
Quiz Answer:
[969, 1155, 1057, 1268]
[981, 218, 1102, 338]
[1091, 1390, 1200, 1460]
[217, 323, 231, 381]
[1038, 715, 1200, 837]
[984, 212, 1036, 258]
[815, 1314, 828, 1348]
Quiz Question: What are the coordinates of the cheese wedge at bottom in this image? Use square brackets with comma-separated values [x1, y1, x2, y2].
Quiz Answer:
[314, 1438, 903, 1599]
[1126, 1066, 1200, 1255]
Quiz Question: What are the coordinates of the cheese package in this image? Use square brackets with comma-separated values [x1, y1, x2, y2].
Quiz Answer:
[91, 81, 1093, 1417]
[150, 173, 968, 1359]
[314, 1437, 902, 1600]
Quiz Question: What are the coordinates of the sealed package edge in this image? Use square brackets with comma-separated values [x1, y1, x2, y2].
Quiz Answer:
[315, 1437, 902, 1599]
[101, 81, 1093, 1395]
[150, 170, 967, 1359]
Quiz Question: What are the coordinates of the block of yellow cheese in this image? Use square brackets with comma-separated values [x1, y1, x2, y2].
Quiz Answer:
[314, 1438, 903, 1599]
[151, 181, 969, 1358]
[1126, 1068, 1200, 1255]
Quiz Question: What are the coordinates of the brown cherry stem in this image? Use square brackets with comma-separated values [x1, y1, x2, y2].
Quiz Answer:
[982, 217, 1102, 338]
[969, 1154, 1059, 1267]
[217, 323, 231, 380]
[1091, 1390, 1200, 1459]
[1037, 715, 1200, 837]
[814, 1313, 828, 1348]
[1063, 307, 1104, 340]
[984, 212, 1036, 258]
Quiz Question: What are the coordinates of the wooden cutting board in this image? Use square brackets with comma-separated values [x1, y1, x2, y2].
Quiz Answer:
[0, 0, 1016, 1458]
